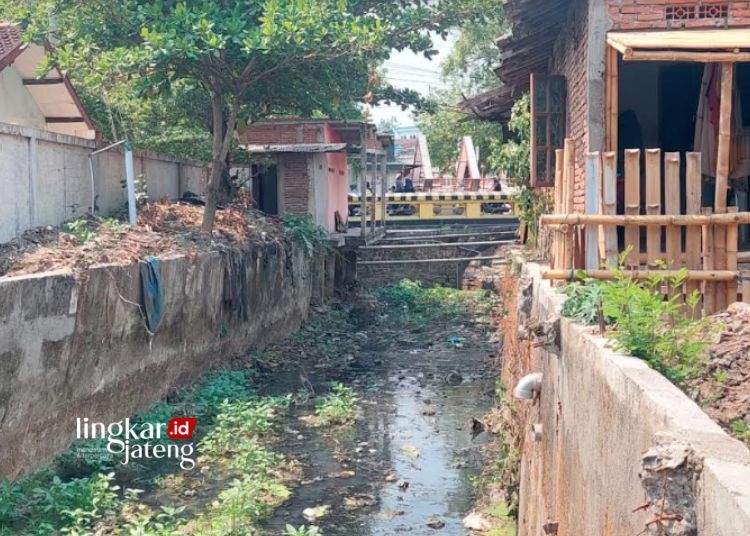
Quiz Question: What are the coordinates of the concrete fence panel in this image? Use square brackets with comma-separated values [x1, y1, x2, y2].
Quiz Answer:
[0, 121, 208, 243]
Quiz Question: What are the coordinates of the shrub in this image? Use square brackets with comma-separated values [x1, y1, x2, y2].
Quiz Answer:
[600, 267, 708, 385]
[314, 382, 358, 427]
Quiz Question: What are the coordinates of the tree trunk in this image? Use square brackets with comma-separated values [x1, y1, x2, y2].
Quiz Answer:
[201, 91, 240, 235]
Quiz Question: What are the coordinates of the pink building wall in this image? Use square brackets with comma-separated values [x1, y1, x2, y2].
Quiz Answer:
[324, 125, 349, 231]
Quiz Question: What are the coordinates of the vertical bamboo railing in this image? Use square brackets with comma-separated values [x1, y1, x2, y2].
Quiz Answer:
[546, 146, 745, 317]
[645, 149, 662, 269]
[602, 152, 618, 267]
[624, 149, 641, 269]
[685, 153, 702, 317]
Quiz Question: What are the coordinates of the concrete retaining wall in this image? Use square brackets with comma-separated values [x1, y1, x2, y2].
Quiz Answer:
[0, 121, 208, 243]
[515, 261, 750, 535]
[356, 244, 474, 288]
[0, 243, 314, 478]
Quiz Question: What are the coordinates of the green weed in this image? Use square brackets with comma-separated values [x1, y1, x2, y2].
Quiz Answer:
[0, 471, 120, 535]
[283, 214, 329, 257]
[713, 370, 730, 385]
[376, 279, 494, 328]
[601, 266, 709, 385]
[314, 382, 358, 427]
[286, 525, 323, 536]
[730, 420, 750, 445]
[63, 218, 96, 243]
[561, 277, 607, 325]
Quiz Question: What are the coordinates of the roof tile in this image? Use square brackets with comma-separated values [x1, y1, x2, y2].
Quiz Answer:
[0, 24, 22, 66]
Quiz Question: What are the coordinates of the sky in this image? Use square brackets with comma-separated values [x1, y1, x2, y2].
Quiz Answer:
[367, 34, 456, 129]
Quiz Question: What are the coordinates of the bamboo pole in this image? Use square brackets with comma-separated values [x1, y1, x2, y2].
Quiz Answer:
[360, 124, 368, 237]
[360, 240, 515, 250]
[645, 149, 662, 269]
[606, 46, 619, 154]
[664, 152, 682, 302]
[600, 151, 618, 267]
[541, 212, 750, 226]
[541, 269, 737, 282]
[623, 50, 750, 63]
[380, 154, 388, 231]
[702, 208, 716, 315]
[585, 152, 601, 270]
[563, 138, 576, 270]
[727, 206, 739, 304]
[553, 148, 565, 270]
[664, 153, 681, 268]
[624, 149, 641, 268]
[685, 153, 702, 316]
[358, 255, 509, 265]
[714, 63, 734, 311]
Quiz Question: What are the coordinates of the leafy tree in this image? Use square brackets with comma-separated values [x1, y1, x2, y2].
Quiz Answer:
[491, 94, 548, 243]
[441, 9, 506, 95]
[7, 0, 500, 233]
[416, 89, 502, 174]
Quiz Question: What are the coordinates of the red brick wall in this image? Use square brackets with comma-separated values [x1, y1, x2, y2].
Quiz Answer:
[608, 0, 750, 30]
[238, 123, 325, 145]
[552, 0, 589, 212]
[281, 154, 311, 216]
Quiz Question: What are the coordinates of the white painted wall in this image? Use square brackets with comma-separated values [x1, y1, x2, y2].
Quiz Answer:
[0, 122, 208, 243]
[0, 66, 46, 129]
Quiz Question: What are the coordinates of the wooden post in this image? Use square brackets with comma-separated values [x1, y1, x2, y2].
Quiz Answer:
[664, 153, 682, 268]
[645, 149, 662, 269]
[702, 207, 716, 316]
[602, 152, 618, 267]
[624, 149, 641, 268]
[563, 138, 576, 270]
[714, 62, 734, 310]
[664, 153, 682, 302]
[380, 154, 388, 231]
[743, 276, 750, 304]
[685, 153, 702, 316]
[360, 125, 368, 237]
[553, 149, 565, 270]
[585, 152, 601, 270]
[606, 46, 619, 154]
[727, 206, 739, 305]
[715, 63, 734, 215]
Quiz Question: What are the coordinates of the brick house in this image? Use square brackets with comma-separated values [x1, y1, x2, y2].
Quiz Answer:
[467, 0, 750, 218]
[237, 119, 385, 234]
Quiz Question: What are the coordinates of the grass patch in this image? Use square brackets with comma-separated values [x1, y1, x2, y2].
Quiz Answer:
[376, 279, 495, 328]
[312, 382, 358, 427]
[0, 369, 292, 536]
[730, 420, 750, 446]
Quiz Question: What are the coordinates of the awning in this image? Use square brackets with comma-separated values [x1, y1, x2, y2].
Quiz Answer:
[243, 143, 349, 154]
[608, 29, 750, 62]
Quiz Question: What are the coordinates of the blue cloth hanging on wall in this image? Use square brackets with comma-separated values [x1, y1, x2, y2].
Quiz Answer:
[140, 256, 164, 333]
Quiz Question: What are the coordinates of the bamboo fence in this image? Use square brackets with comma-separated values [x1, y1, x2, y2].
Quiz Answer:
[544, 140, 749, 317]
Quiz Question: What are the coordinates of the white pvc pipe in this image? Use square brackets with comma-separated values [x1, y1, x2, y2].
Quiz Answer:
[513, 373, 543, 400]
[88, 139, 127, 215]
[124, 146, 137, 225]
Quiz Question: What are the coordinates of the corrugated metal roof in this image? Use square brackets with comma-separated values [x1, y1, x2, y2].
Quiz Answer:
[243, 143, 349, 154]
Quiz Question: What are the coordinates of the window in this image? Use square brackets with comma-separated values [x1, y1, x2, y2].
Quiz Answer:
[530, 74, 567, 187]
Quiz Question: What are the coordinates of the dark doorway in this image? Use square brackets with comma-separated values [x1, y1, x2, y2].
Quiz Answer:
[253, 164, 278, 215]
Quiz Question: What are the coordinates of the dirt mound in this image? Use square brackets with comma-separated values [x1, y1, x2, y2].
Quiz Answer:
[0, 203, 287, 278]
[690, 302, 750, 439]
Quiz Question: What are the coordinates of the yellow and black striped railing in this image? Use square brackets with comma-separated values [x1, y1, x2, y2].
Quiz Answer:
[348, 192, 516, 221]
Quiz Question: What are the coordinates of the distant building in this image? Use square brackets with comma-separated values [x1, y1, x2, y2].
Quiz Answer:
[392, 126, 421, 165]
[237, 119, 387, 234]
[0, 24, 97, 139]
